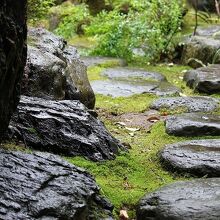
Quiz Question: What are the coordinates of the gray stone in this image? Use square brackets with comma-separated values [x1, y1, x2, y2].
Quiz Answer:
[0, 149, 113, 219]
[166, 113, 220, 136]
[184, 65, 220, 94]
[91, 80, 180, 97]
[82, 56, 127, 67]
[150, 96, 219, 112]
[196, 25, 220, 37]
[25, 28, 95, 109]
[181, 36, 220, 68]
[101, 67, 166, 82]
[160, 139, 220, 177]
[137, 178, 220, 220]
[8, 96, 123, 161]
[0, 0, 27, 138]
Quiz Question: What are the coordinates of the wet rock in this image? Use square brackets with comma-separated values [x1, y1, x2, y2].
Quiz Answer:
[137, 178, 220, 220]
[0, 0, 27, 138]
[0, 149, 113, 219]
[160, 139, 220, 177]
[101, 67, 166, 82]
[25, 28, 95, 109]
[82, 56, 127, 67]
[8, 96, 123, 161]
[91, 80, 180, 97]
[165, 113, 220, 136]
[184, 65, 220, 94]
[150, 96, 219, 112]
[181, 35, 220, 68]
[196, 25, 220, 37]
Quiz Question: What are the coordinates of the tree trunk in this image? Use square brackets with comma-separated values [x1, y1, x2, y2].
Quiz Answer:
[0, 0, 27, 139]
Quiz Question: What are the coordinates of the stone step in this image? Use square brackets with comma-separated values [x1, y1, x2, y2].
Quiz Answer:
[137, 178, 220, 220]
[165, 113, 220, 136]
[150, 96, 219, 113]
[160, 139, 220, 177]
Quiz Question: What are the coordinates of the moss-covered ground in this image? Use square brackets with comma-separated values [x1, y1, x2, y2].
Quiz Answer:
[67, 61, 220, 218]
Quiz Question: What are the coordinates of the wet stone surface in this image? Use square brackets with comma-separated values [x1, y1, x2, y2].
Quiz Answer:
[165, 113, 220, 136]
[8, 96, 123, 161]
[150, 96, 219, 112]
[0, 149, 113, 220]
[137, 178, 220, 220]
[101, 67, 166, 82]
[160, 139, 220, 177]
[184, 65, 220, 94]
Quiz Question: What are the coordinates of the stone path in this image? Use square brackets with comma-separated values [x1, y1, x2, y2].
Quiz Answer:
[91, 67, 180, 97]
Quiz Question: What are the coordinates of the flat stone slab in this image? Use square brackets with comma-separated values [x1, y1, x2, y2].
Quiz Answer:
[101, 67, 166, 82]
[196, 25, 220, 37]
[166, 113, 220, 136]
[184, 65, 220, 94]
[137, 178, 220, 220]
[81, 56, 127, 67]
[8, 96, 123, 161]
[150, 96, 219, 112]
[160, 139, 220, 177]
[91, 80, 180, 97]
[0, 149, 113, 219]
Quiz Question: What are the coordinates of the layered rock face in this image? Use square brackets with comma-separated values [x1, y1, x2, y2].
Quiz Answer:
[0, 149, 113, 219]
[9, 96, 123, 161]
[24, 28, 95, 109]
[0, 0, 27, 138]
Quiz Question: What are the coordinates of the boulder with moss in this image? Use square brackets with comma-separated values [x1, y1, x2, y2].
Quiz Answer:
[24, 28, 95, 109]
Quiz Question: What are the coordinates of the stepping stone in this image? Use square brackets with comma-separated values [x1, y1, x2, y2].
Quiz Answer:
[150, 96, 219, 112]
[91, 80, 180, 97]
[165, 113, 220, 136]
[137, 178, 220, 220]
[81, 56, 127, 67]
[102, 67, 166, 82]
[184, 65, 220, 94]
[8, 96, 123, 161]
[196, 25, 220, 37]
[160, 139, 220, 177]
[0, 149, 113, 219]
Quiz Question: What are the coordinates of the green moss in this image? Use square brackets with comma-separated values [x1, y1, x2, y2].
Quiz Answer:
[95, 94, 157, 115]
[87, 66, 107, 81]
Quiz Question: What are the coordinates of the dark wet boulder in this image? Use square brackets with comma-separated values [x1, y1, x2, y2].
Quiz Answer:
[8, 96, 123, 161]
[165, 113, 220, 136]
[181, 36, 220, 68]
[184, 65, 220, 94]
[160, 139, 220, 177]
[25, 28, 95, 109]
[0, 0, 27, 138]
[0, 149, 113, 219]
[150, 96, 219, 113]
[137, 178, 220, 220]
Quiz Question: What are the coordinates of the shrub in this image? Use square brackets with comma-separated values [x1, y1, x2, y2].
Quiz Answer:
[50, 2, 91, 39]
[86, 0, 183, 62]
[28, 0, 55, 22]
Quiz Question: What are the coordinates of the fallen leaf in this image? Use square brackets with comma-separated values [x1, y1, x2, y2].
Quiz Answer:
[147, 116, 160, 123]
[125, 127, 140, 132]
[119, 210, 129, 220]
